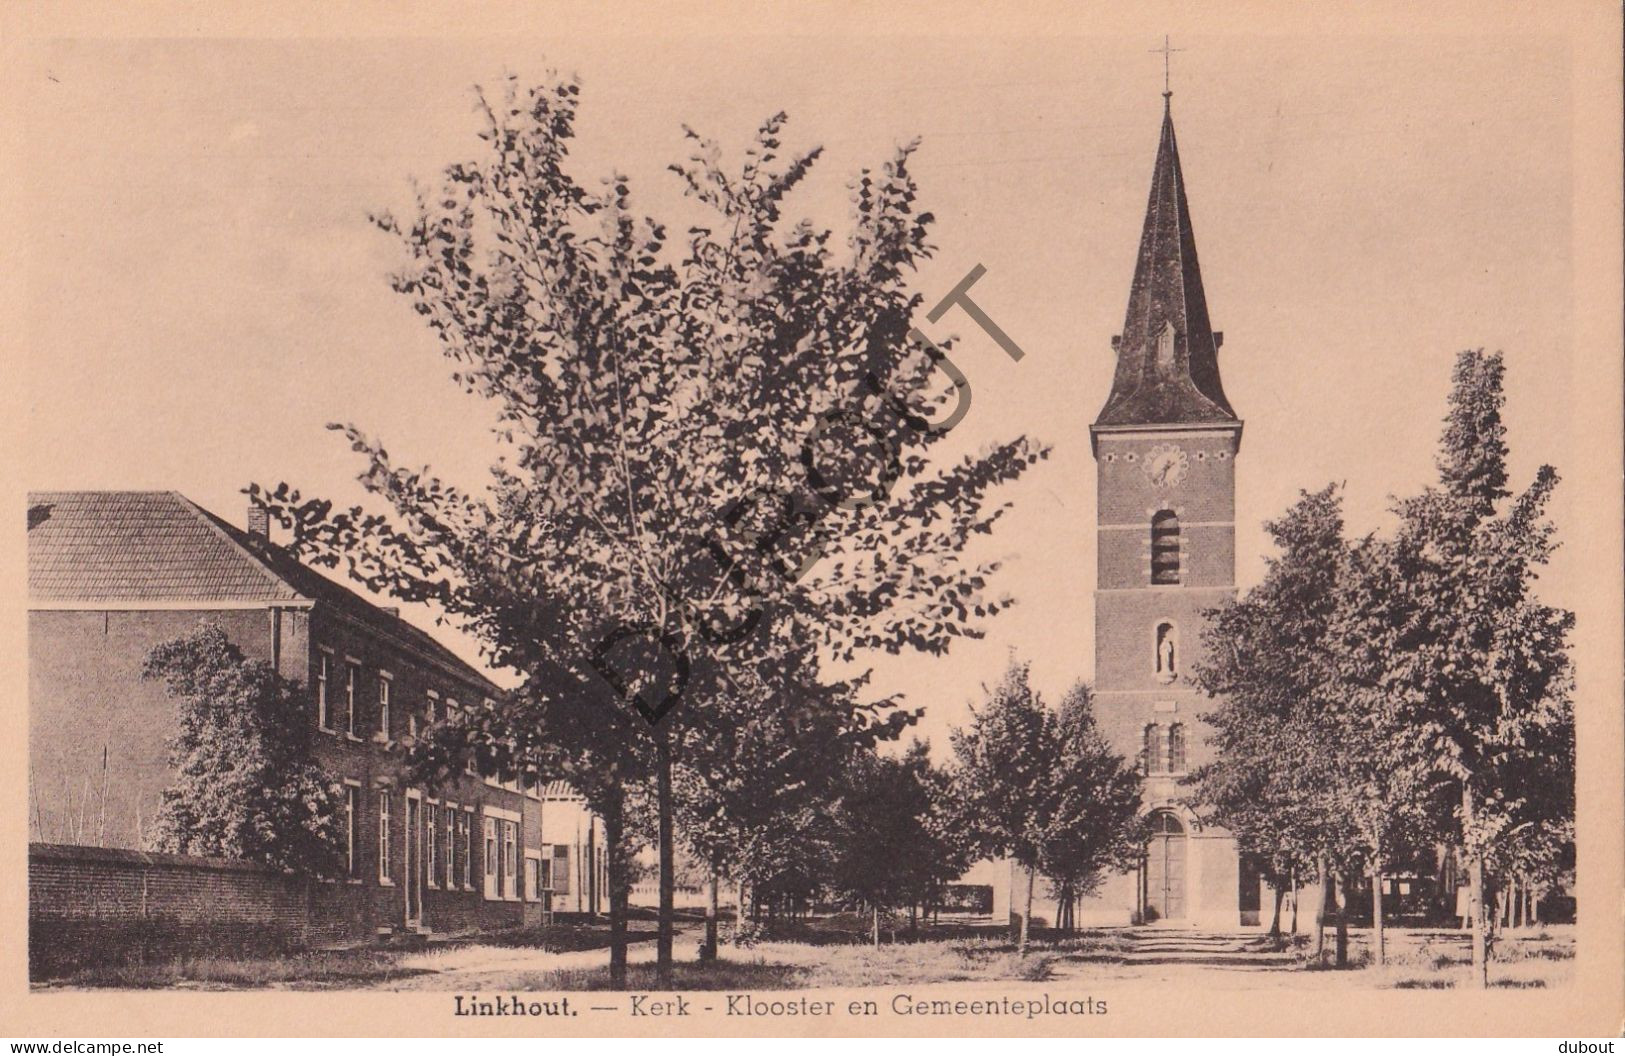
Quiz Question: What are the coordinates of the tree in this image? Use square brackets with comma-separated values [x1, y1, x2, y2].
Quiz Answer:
[1036, 683, 1143, 932]
[1326, 536, 1445, 967]
[829, 740, 967, 946]
[674, 666, 904, 955]
[947, 658, 1053, 954]
[141, 622, 343, 875]
[1190, 485, 1411, 965]
[947, 658, 1137, 955]
[1199, 353, 1573, 980]
[1349, 350, 1573, 987]
[251, 73, 1043, 987]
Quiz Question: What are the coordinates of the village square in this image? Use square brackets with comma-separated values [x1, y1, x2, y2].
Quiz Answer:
[25, 33, 1578, 999]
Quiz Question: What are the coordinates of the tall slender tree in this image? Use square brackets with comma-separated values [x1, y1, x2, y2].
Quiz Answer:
[948, 659, 1138, 954]
[1191, 486, 1355, 955]
[252, 73, 1043, 986]
[1326, 537, 1444, 967]
[1344, 349, 1573, 987]
[947, 658, 1055, 954]
[1034, 683, 1143, 932]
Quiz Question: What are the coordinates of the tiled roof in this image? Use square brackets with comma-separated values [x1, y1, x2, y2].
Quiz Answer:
[28, 490, 495, 693]
[1095, 98, 1239, 429]
[28, 491, 301, 604]
[196, 504, 495, 693]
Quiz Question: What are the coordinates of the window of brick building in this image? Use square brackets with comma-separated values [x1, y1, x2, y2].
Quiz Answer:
[459, 809, 473, 889]
[345, 662, 360, 738]
[449, 699, 477, 776]
[426, 803, 440, 888]
[377, 790, 392, 884]
[503, 820, 519, 901]
[316, 651, 332, 730]
[1142, 723, 1162, 773]
[377, 675, 392, 741]
[443, 802, 457, 890]
[1151, 511, 1181, 585]
[343, 782, 359, 878]
[483, 816, 498, 899]
[1169, 723, 1187, 772]
[551, 844, 571, 897]
[526, 852, 543, 902]
[413, 690, 434, 740]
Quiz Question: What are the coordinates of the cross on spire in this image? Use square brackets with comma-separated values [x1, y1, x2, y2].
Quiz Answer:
[1150, 34, 1184, 99]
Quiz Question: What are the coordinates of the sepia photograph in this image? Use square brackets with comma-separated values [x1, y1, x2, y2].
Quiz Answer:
[4, 0, 1622, 1043]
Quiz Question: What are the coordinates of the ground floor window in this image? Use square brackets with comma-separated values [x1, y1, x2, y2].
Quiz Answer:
[503, 820, 519, 900]
[377, 791, 392, 884]
[551, 844, 571, 896]
[343, 783, 359, 879]
[526, 852, 544, 902]
[444, 803, 456, 889]
[459, 809, 472, 888]
[426, 803, 440, 888]
[483, 816, 498, 899]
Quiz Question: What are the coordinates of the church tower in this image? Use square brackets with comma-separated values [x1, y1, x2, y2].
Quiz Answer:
[1085, 95, 1250, 928]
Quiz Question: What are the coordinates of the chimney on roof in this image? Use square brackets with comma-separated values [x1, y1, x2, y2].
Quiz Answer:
[246, 499, 270, 541]
[380, 606, 400, 618]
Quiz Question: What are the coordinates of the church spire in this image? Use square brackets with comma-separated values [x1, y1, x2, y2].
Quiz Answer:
[1094, 98, 1237, 429]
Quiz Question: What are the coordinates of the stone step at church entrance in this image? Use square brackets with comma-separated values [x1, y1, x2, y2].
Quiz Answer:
[1122, 931, 1299, 969]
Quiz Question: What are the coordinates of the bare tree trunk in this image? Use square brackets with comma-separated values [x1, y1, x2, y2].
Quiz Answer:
[1019, 865, 1036, 957]
[872, 903, 880, 948]
[1314, 858, 1327, 963]
[586, 817, 599, 921]
[1268, 883, 1285, 939]
[701, 871, 719, 962]
[603, 797, 630, 990]
[1371, 852, 1386, 968]
[1463, 785, 1488, 988]
[1290, 869, 1299, 935]
[655, 733, 675, 988]
[1333, 873, 1350, 968]
[734, 877, 746, 940]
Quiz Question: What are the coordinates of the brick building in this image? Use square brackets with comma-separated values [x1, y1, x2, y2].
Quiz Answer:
[973, 95, 1276, 931]
[28, 490, 604, 940]
[1078, 93, 1249, 928]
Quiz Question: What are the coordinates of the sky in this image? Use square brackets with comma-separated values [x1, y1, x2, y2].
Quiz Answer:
[17, 27, 1583, 754]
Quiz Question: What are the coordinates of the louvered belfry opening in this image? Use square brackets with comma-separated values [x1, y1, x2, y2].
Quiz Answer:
[1150, 510, 1181, 584]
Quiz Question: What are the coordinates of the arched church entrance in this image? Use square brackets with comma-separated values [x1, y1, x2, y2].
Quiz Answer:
[1144, 810, 1187, 921]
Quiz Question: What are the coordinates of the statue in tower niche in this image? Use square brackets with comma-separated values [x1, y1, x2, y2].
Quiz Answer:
[1156, 623, 1177, 682]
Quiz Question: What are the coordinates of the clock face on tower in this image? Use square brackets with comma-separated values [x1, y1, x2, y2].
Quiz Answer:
[1144, 443, 1189, 488]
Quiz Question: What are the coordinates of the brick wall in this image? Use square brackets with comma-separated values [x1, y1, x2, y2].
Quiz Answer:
[28, 843, 369, 979]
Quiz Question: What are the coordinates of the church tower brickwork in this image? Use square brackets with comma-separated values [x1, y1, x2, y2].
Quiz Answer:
[1081, 96, 1254, 928]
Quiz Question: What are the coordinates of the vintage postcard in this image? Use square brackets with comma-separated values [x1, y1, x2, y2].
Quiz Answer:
[2, 0, 1621, 1041]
